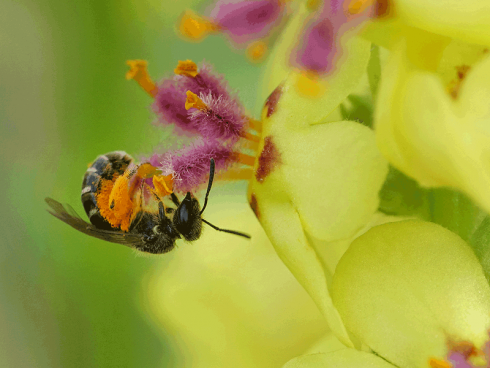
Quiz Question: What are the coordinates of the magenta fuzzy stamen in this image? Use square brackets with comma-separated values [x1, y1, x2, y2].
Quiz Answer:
[210, 0, 285, 44]
[164, 139, 237, 193]
[188, 92, 247, 141]
[152, 62, 246, 139]
[153, 79, 198, 134]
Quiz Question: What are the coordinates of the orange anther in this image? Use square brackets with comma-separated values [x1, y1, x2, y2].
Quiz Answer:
[153, 175, 173, 197]
[246, 41, 268, 63]
[185, 91, 208, 110]
[126, 60, 158, 97]
[175, 60, 199, 77]
[429, 358, 453, 368]
[178, 10, 218, 41]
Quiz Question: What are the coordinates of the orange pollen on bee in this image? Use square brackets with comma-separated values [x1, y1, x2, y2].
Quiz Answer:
[135, 163, 160, 179]
[126, 60, 158, 98]
[246, 41, 268, 63]
[96, 178, 133, 232]
[178, 10, 219, 42]
[108, 175, 134, 231]
[185, 91, 208, 110]
[153, 175, 173, 198]
[174, 60, 199, 77]
[347, 0, 376, 14]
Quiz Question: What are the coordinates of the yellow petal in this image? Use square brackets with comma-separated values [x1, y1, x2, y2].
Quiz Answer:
[331, 220, 490, 368]
[375, 41, 490, 213]
[283, 349, 396, 368]
[393, 0, 490, 47]
[145, 194, 328, 367]
[251, 194, 354, 348]
[276, 121, 388, 242]
[259, 2, 371, 122]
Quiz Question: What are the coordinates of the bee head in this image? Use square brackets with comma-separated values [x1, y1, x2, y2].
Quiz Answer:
[173, 192, 202, 241]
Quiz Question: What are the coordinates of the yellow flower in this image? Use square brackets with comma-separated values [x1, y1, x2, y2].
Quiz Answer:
[285, 221, 490, 368]
[375, 38, 490, 213]
[248, 30, 388, 346]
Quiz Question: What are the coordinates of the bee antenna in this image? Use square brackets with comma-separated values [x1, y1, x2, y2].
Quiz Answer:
[199, 158, 215, 215]
[202, 219, 251, 239]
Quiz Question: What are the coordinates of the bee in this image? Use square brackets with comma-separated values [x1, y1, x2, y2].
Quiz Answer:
[46, 151, 250, 254]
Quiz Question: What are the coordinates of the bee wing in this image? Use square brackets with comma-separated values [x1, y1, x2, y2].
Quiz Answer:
[45, 197, 144, 247]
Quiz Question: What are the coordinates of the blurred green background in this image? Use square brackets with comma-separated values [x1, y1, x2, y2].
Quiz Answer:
[0, 0, 327, 366]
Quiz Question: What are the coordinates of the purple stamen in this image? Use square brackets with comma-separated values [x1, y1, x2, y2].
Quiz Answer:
[188, 92, 247, 141]
[164, 139, 237, 193]
[210, 0, 284, 44]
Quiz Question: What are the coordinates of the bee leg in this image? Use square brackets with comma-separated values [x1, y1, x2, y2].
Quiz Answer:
[170, 193, 180, 206]
[143, 182, 162, 202]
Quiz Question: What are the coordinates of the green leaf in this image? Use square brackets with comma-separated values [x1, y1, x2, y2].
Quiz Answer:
[469, 216, 490, 282]
[340, 94, 374, 128]
[378, 166, 490, 281]
[378, 165, 431, 218]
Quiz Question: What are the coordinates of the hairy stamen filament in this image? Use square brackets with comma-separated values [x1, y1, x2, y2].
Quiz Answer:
[237, 153, 256, 167]
[216, 167, 254, 181]
[248, 118, 262, 133]
[239, 138, 260, 152]
[243, 132, 260, 143]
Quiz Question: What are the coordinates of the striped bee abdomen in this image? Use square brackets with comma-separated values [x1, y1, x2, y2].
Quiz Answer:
[81, 151, 133, 230]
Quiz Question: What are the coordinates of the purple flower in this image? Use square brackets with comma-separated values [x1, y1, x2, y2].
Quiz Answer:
[180, 62, 233, 100]
[209, 0, 285, 44]
[152, 78, 195, 134]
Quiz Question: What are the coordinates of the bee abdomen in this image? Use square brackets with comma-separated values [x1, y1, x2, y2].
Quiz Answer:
[81, 151, 133, 229]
